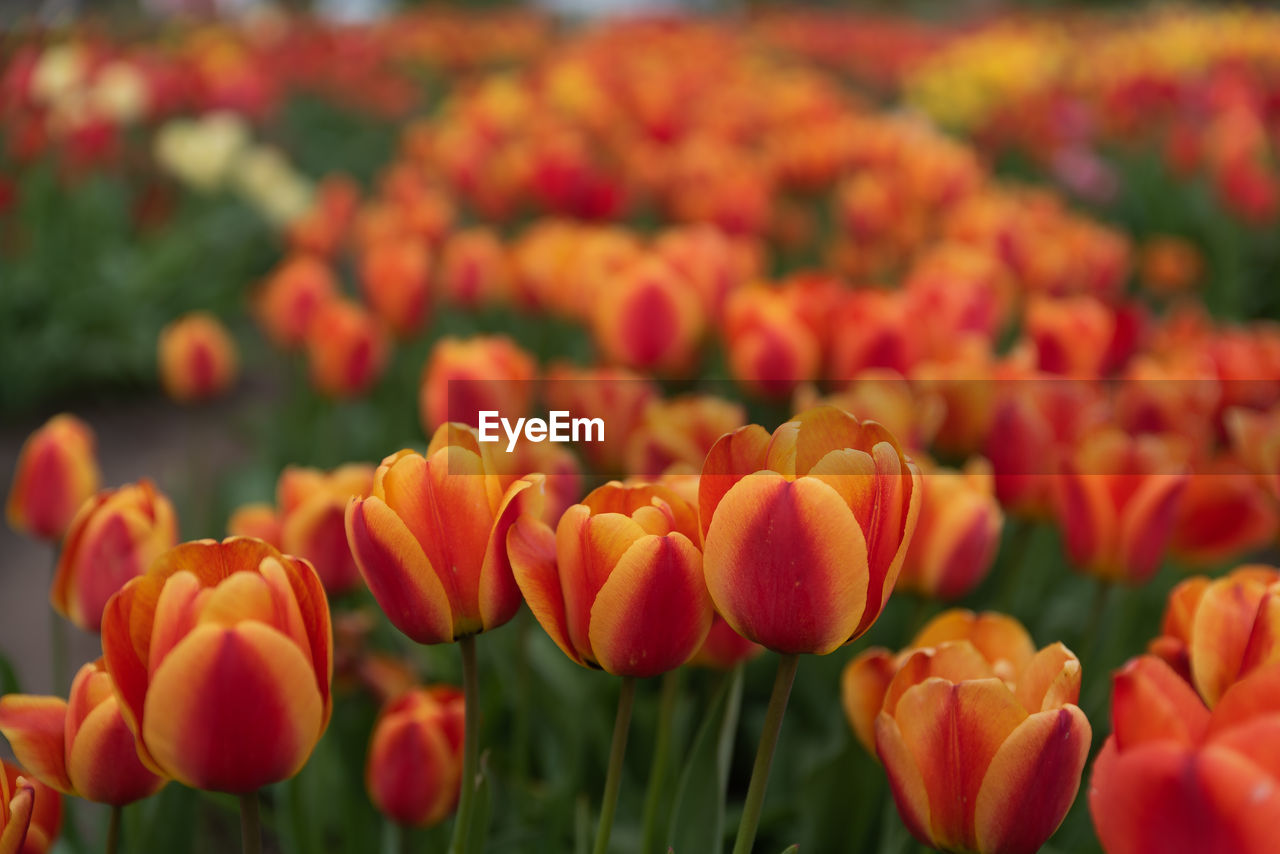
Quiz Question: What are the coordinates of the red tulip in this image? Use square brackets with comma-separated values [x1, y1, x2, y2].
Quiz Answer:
[157, 312, 239, 403]
[366, 686, 464, 827]
[6, 414, 101, 542]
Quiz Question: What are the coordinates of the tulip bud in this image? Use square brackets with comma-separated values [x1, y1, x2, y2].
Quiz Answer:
[1168, 460, 1277, 569]
[872, 614, 1090, 854]
[1, 761, 58, 854]
[305, 298, 389, 398]
[508, 481, 712, 677]
[6, 414, 101, 542]
[254, 255, 338, 351]
[418, 335, 536, 432]
[896, 459, 1003, 600]
[700, 406, 921, 654]
[724, 285, 821, 399]
[366, 687, 464, 827]
[100, 538, 333, 793]
[359, 238, 431, 338]
[345, 424, 543, 645]
[157, 312, 239, 403]
[0, 660, 166, 805]
[51, 479, 178, 632]
[437, 228, 511, 308]
[591, 255, 704, 375]
[277, 464, 374, 595]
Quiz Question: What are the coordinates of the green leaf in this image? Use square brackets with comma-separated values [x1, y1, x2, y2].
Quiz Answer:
[666, 664, 745, 854]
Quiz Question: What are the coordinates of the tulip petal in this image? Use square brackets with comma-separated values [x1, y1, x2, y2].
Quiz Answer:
[1208, 659, 1280, 738]
[874, 712, 933, 847]
[698, 424, 771, 540]
[366, 713, 459, 827]
[703, 472, 869, 654]
[882, 643, 995, 717]
[478, 477, 542, 632]
[0, 776, 32, 854]
[1120, 474, 1188, 583]
[589, 533, 711, 677]
[142, 622, 323, 793]
[974, 706, 1091, 854]
[67, 698, 165, 805]
[1112, 656, 1209, 750]
[0, 698, 72, 794]
[1191, 574, 1272, 706]
[508, 515, 580, 666]
[1014, 643, 1082, 712]
[346, 497, 453, 645]
[911, 610, 1036, 675]
[558, 508, 648, 659]
[841, 649, 895, 755]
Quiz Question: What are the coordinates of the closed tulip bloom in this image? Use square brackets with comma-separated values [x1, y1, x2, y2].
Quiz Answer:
[366, 686, 464, 827]
[305, 298, 389, 399]
[278, 464, 375, 595]
[226, 503, 282, 547]
[1053, 429, 1189, 584]
[543, 363, 658, 473]
[0, 768, 32, 854]
[0, 659, 166, 805]
[724, 285, 821, 399]
[437, 228, 510, 308]
[254, 254, 338, 351]
[100, 538, 333, 793]
[796, 370, 946, 455]
[591, 255, 704, 375]
[50, 479, 177, 633]
[508, 481, 713, 677]
[1146, 565, 1280, 708]
[418, 335, 536, 432]
[157, 312, 239, 403]
[874, 618, 1090, 854]
[1024, 295, 1115, 377]
[699, 406, 921, 654]
[0, 762, 57, 854]
[1168, 461, 1277, 569]
[897, 459, 1003, 600]
[345, 424, 543, 645]
[359, 238, 431, 338]
[7, 414, 101, 542]
[624, 395, 745, 478]
[1090, 655, 1280, 854]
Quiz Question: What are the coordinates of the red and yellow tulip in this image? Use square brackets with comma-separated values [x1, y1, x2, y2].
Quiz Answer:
[366, 686, 465, 827]
[418, 335, 536, 432]
[6, 414, 101, 542]
[100, 538, 332, 793]
[305, 298, 389, 398]
[0, 762, 58, 854]
[157, 312, 240, 403]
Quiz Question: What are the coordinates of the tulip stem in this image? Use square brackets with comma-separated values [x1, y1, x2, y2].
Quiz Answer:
[732, 653, 800, 854]
[593, 676, 637, 854]
[640, 668, 682, 853]
[105, 805, 122, 854]
[240, 791, 263, 854]
[449, 635, 482, 854]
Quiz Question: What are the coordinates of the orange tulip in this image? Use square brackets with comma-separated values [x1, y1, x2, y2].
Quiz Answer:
[0, 765, 32, 854]
[6, 414, 100, 542]
[796, 370, 945, 454]
[1168, 461, 1277, 569]
[700, 406, 921, 654]
[366, 686, 464, 827]
[305, 298, 389, 398]
[1225, 404, 1280, 501]
[507, 481, 712, 677]
[870, 612, 1090, 854]
[1146, 565, 1280, 708]
[0, 659, 166, 805]
[345, 424, 542, 645]
[827, 290, 919, 381]
[1024, 295, 1115, 377]
[50, 479, 178, 632]
[254, 255, 338, 351]
[624, 395, 745, 478]
[226, 502, 282, 547]
[418, 335, 536, 432]
[437, 228, 511, 308]
[100, 538, 332, 793]
[591, 255, 704, 375]
[1053, 429, 1189, 583]
[287, 174, 360, 258]
[359, 238, 431, 338]
[724, 285, 821, 399]
[274, 464, 376, 595]
[1090, 655, 1280, 854]
[543, 363, 658, 473]
[896, 459, 1003, 600]
[653, 223, 759, 321]
[156, 312, 239, 403]
[0, 762, 58, 854]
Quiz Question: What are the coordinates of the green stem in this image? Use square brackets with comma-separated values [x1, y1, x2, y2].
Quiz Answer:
[448, 635, 481, 854]
[240, 792, 262, 854]
[593, 676, 638, 854]
[731, 654, 800, 854]
[996, 518, 1036, 613]
[640, 669, 682, 854]
[105, 805, 121, 854]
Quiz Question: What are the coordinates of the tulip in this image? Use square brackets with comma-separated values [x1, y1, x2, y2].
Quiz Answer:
[359, 238, 431, 338]
[0, 762, 58, 854]
[1168, 461, 1277, 569]
[827, 290, 919, 380]
[796, 370, 946, 454]
[653, 223, 759, 321]
[226, 503, 282, 547]
[305, 298, 389, 398]
[100, 538, 332, 794]
[872, 615, 1090, 854]
[0, 659, 166, 805]
[1139, 236, 1203, 297]
[688, 616, 763, 670]
[543, 363, 658, 473]
[437, 228, 511, 308]
[700, 406, 921, 654]
[278, 464, 375, 595]
[254, 255, 338, 351]
[50, 479, 178, 633]
[288, 174, 359, 258]
[1090, 655, 1280, 854]
[0, 767, 32, 854]
[700, 405, 920, 854]
[896, 458, 1004, 600]
[6, 414, 100, 542]
[418, 335, 536, 432]
[591, 255, 704, 375]
[1023, 295, 1115, 377]
[1225, 405, 1280, 501]
[156, 312, 239, 403]
[1052, 429, 1189, 584]
[624, 395, 745, 478]
[366, 686, 465, 827]
[724, 285, 821, 399]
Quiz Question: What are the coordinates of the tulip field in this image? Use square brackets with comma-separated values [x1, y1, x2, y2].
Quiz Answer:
[3, 4, 1280, 854]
